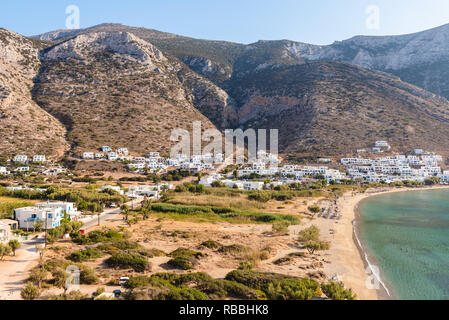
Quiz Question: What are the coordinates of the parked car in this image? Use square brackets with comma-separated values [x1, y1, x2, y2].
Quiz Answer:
[119, 277, 130, 286]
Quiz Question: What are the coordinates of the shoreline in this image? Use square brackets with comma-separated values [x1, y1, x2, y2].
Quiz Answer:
[325, 185, 449, 300]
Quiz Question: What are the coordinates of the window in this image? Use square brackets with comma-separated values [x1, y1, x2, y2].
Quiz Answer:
[48, 214, 53, 219]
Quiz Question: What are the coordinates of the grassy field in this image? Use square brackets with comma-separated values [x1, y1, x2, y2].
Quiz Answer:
[0, 196, 37, 219]
[149, 189, 305, 225]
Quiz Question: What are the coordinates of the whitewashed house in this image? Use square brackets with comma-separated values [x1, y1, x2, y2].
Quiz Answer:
[15, 167, 30, 172]
[126, 185, 159, 199]
[35, 201, 81, 220]
[33, 155, 46, 162]
[243, 181, 265, 191]
[108, 152, 118, 161]
[0, 167, 10, 175]
[117, 148, 129, 156]
[95, 153, 105, 159]
[83, 152, 95, 160]
[14, 206, 63, 230]
[14, 155, 28, 163]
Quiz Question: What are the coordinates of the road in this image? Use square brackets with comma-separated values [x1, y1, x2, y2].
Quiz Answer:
[82, 196, 144, 230]
[0, 236, 44, 300]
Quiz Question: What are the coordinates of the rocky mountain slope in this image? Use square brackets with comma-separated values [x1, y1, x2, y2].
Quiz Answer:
[0, 29, 69, 159]
[11, 23, 449, 159]
[32, 31, 221, 156]
[230, 61, 449, 158]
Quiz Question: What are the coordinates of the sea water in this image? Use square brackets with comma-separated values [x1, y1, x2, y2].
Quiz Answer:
[359, 189, 449, 300]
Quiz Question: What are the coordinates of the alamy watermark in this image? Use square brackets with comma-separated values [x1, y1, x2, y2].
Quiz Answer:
[66, 5, 80, 29]
[65, 265, 80, 292]
[365, 5, 380, 30]
[170, 121, 278, 165]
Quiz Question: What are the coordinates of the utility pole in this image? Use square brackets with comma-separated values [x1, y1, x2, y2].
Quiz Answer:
[44, 213, 48, 248]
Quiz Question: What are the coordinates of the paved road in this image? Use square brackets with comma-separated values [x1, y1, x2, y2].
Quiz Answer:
[82, 196, 144, 230]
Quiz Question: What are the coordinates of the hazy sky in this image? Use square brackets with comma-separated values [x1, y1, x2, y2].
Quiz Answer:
[2, 0, 449, 44]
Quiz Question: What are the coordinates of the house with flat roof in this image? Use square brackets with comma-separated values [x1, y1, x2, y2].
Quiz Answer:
[33, 155, 46, 162]
[14, 155, 28, 163]
[83, 152, 95, 160]
[14, 206, 63, 230]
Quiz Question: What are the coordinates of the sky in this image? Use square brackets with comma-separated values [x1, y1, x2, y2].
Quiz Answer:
[2, 0, 449, 45]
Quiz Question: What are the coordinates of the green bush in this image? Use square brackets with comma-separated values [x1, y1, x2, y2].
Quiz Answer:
[226, 270, 321, 300]
[248, 191, 272, 203]
[66, 248, 102, 262]
[218, 245, 250, 255]
[321, 281, 357, 300]
[80, 265, 99, 285]
[200, 240, 222, 249]
[167, 257, 195, 270]
[169, 248, 203, 259]
[106, 252, 149, 272]
[265, 278, 321, 300]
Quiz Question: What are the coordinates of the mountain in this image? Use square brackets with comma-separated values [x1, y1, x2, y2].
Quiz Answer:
[33, 23, 246, 84]
[32, 31, 223, 156]
[229, 61, 449, 158]
[306, 24, 449, 101]
[0, 29, 69, 159]
[34, 23, 449, 102]
[21, 23, 449, 158]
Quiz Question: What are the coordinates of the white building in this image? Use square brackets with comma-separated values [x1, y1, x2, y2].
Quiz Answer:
[108, 152, 118, 161]
[243, 181, 265, 191]
[95, 153, 105, 159]
[0, 167, 10, 175]
[14, 155, 28, 163]
[83, 152, 95, 160]
[102, 146, 112, 153]
[117, 148, 129, 156]
[15, 167, 30, 172]
[33, 155, 46, 162]
[126, 186, 159, 199]
[14, 206, 63, 230]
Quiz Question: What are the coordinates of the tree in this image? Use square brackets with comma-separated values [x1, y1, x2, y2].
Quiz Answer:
[21, 282, 40, 300]
[53, 269, 70, 294]
[307, 205, 321, 217]
[8, 240, 21, 256]
[298, 226, 330, 255]
[121, 204, 130, 221]
[35, 245, 46, 262]
[304, 240, 331, 254]
[29, 267, 48, 289]
[34, 220, 44, 232]
[425, 176, 440, 186]
[298, 226, 320, 243]
[0, 243, 12, 260]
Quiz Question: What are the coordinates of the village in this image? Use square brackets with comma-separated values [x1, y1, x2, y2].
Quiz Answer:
[0, 141, 448, 239]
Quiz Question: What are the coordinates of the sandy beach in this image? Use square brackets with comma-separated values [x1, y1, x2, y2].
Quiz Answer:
[323, 185, 449, 300]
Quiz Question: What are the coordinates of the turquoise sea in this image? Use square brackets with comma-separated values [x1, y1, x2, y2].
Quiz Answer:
[358, 189, 449, 300]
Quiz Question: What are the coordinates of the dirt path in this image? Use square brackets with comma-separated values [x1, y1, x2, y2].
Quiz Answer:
[0, 237, 44, 300]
